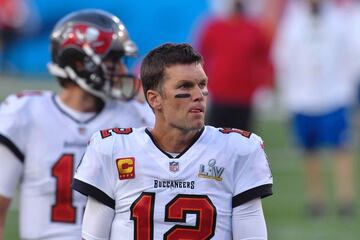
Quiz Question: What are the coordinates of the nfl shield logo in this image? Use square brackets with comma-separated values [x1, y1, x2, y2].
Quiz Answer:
[169, 161, 179, 172]
[78, 127, 87, 135]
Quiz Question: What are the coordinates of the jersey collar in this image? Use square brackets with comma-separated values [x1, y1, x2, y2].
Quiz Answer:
[145, 127, 205, 159]
[51, 93, 104, 124]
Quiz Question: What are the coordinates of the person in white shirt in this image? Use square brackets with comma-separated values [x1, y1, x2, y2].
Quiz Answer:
[272, 0, 355, 217]
[74, 43, 273, 240]
[0, 9, 154, 240]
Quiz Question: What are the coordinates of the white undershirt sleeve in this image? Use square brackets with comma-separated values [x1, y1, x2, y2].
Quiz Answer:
[0, 144, 23, 198]
[232, 198, 268, 240]
[82, 196, 115, 240]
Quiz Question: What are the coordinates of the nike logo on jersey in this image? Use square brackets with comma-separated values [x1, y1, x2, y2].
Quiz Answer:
[198, 159, 224, 181]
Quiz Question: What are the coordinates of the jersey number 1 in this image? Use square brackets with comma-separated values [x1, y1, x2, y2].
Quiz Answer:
[51, 154, 76, 223]
[130, 192, 217, 240]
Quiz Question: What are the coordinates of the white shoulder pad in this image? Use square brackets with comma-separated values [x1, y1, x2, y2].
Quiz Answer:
[0, 91, 48, 114]
[217, 128, 263, 155]
[87, 129, 118, 156]
[0, 92, 50, 157]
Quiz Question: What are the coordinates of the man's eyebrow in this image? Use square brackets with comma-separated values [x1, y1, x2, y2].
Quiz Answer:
[175, 80, 194, 86]
[177, 78, 208, 84]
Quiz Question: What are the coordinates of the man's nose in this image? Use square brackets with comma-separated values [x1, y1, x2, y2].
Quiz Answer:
[192, 86, 205, 100]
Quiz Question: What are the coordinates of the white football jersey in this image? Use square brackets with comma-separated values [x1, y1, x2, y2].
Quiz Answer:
[0, 91, 154, 240]
[74, 126, 273, 240]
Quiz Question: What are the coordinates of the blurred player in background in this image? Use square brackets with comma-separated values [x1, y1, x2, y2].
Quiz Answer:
[273, 0, 356, 217]
[196, 0, 274, 131]
[0, 9, 154, 240]
[73, 43, 273, 239]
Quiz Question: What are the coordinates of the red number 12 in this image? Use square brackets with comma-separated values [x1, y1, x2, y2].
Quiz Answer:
[130, 192, 217, 240]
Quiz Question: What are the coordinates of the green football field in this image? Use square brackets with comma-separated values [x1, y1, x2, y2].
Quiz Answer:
[1, 77, 360, 239]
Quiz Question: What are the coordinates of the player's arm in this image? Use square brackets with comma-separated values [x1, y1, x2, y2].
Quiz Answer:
[81, 197, 115, 240]
[232, 198, 267, 240]
[230, 133, 273, 239]
[73, 132, 118, 239]
[0, 144, 23, 240]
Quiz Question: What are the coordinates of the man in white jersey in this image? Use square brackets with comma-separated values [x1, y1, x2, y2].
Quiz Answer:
[0, 9, 154, 240]
[73, 43, 273, 240]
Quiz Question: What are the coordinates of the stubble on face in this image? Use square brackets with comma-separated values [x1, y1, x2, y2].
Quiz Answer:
[159, 64, 208, 133]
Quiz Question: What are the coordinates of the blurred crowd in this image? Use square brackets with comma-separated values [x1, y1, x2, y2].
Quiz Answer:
[3, 0, 360, 106]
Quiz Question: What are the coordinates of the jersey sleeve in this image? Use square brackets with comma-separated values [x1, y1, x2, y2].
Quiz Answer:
[82, 197, 114, 240]
[232, 198, 267, 239]
[0, 144, 23, 198]
[0, 94, 30, 161]
[73, 132, 117, 209]
[232, 134, 273, 208]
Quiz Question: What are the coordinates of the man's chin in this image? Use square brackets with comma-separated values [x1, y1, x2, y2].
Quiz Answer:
[192, 121, 205, 130]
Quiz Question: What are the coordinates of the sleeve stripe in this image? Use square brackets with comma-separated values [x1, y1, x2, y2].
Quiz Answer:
[0, 134, 24, 162]
[72, 178, 115, 209]
[232, 184, 273, 208]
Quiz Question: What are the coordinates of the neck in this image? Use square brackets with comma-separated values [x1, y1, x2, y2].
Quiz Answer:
[58, 86, 104, 113]
[150, 124, 201, 153]
[310, 2, 322, 16]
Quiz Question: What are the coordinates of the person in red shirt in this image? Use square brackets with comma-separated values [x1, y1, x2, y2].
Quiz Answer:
[196, 0, 274, 131]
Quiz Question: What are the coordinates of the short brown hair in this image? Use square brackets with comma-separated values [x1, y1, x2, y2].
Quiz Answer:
[140, 43, 203, 99]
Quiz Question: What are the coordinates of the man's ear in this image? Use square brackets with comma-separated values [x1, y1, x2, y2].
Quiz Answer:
[146, 90, 162, 110]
